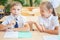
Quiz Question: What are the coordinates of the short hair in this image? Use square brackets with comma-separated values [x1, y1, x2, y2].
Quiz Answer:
[10, 1, 22, 8]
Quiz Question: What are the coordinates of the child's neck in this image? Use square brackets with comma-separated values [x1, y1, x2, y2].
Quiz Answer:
[11, 14, 18, 18]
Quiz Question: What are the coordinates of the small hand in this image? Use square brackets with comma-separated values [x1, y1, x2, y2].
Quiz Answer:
[42, 26, 46, 32]
[10, 20, 16, 25]
[39, 26, 43, 32]
[7, 20, 16, 28]
[38, 25, 45, 32]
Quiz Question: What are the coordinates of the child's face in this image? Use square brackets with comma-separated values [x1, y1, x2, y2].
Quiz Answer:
[10, 5, 22, 16]
[40, 5, 51, 18]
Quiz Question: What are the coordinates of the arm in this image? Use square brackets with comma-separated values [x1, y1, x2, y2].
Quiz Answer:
[44, 16, 59, 35]
[0, 24, 7, 31]
[33, 22, 43, 32]
[44, 26, 58, 35]
[34, 22, 58, 35]
[12, 23, 30, 31]
[0, 24, 14, 31]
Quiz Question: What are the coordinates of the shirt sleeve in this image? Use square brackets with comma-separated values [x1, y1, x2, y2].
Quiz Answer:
[2, 17, 9, 25]
[53, 16, 59, 28]
[38, 16, 43, 25]
[22, 16, 27, 25]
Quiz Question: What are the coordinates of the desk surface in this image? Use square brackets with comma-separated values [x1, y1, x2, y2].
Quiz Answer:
[0, 16, 59, 40]
[0, 31, 58, 40]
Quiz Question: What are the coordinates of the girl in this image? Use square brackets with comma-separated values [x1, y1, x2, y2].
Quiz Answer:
[33, 1, 59, 34]
[0, 1, 29, 31]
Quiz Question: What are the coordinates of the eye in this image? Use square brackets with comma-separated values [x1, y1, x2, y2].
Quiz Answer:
[17, 9, 20, 11]
[42, 10, 44, 12]
[40, 9, 44, 12]
[12, 9, 16, 10]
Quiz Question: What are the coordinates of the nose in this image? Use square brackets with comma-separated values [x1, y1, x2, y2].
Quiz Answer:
[15, 10, 18, 13]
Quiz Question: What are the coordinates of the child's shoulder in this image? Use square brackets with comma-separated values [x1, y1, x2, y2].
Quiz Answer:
[7, 15, 12, 18]
[52, 16, 58, 20]
[52, 16, 58, 18]
[5, 15, 12, 20]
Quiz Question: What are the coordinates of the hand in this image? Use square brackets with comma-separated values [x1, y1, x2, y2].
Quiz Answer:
[9, 20, 16, 25]
[39, 26, 43, 32]
[32, 22, 43, 32]
[38, 25, 45, 32]
[7, 20, 16, 28]
[0, 24, 7, 30]
[42, 26, 46, 32]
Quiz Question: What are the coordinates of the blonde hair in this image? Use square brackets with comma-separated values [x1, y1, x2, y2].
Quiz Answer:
[10, 1, 22, 8]
[40, 1, 56, 16]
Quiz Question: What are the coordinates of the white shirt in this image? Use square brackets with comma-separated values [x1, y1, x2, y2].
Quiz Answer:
[38, 14, 59, 30]
[2, 14, 27, 28]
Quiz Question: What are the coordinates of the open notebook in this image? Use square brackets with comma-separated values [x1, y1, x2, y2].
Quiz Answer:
[4, 32, 18, 38]
[4, 31, 32, 38]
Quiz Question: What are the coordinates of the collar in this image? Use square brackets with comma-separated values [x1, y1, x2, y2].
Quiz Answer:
[42, 14, 53, 21]
[10, 13, 23, 20]
[48, 14, 53, 20]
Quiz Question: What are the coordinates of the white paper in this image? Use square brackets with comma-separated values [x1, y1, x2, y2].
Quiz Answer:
[43, 36, 58, 40]
[4, 32, 18, 38]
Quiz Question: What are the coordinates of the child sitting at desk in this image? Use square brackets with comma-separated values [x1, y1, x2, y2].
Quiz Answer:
[32, 1, 59, 35]
[0, 1, 29, 31]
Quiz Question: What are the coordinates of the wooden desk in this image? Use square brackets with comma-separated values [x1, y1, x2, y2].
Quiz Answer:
[0, 31, 58, 40]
